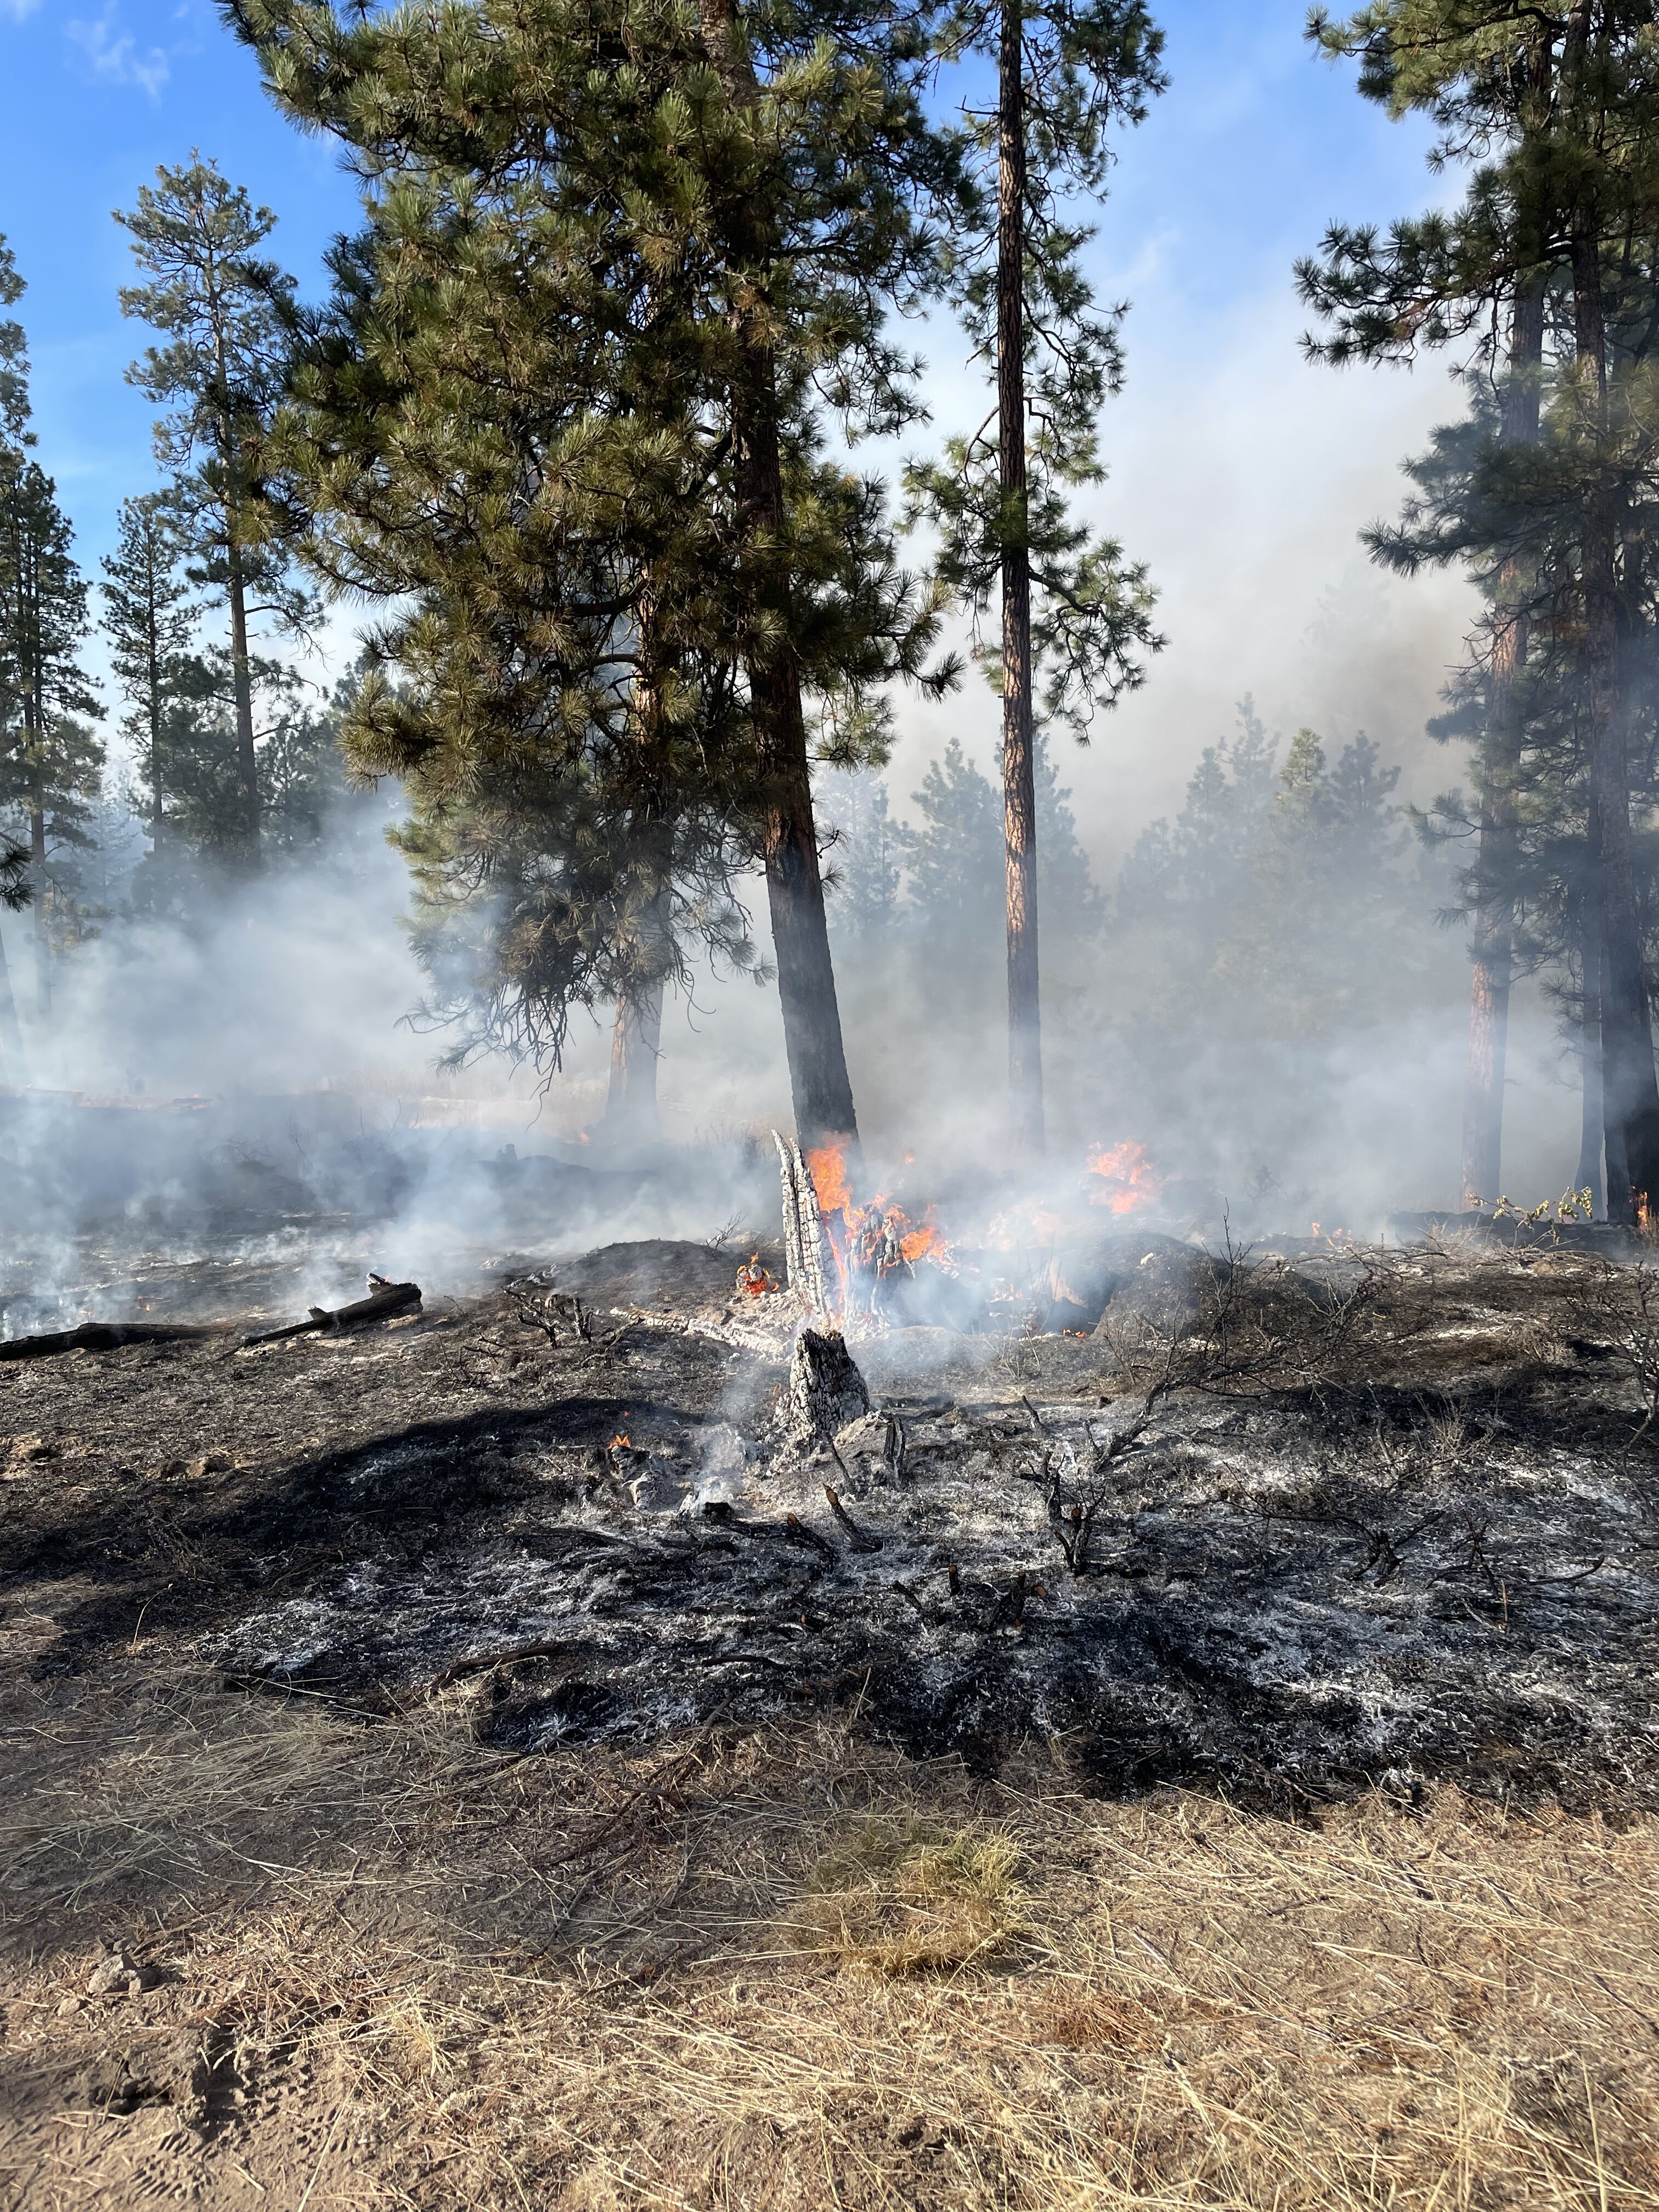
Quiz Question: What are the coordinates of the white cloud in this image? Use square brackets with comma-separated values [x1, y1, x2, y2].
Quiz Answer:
[1, 0, 43, 21]
[65, 5, 170, 98]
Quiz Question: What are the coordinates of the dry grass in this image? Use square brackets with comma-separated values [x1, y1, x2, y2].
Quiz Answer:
[1091, 1237, 1659, 1407]
[5, 1655, 1659, 2210]
[785, 1814, 1024, 1975]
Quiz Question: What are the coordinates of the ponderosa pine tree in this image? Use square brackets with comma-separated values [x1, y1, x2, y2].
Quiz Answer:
[0, 232, 34, 1043]
[0, 233, 28, 462]
[117, 160, 312, 864]
[1303, 4, 1561, 1207]
[0, 234, 32, 1071]
[897, 732, 1104, 956]
[1303, 3, 1659, 1222]
[101, 491, 201, 883]
[0, 460, 103, 1013]
[910, 0, 1163, 1155]
[224, 0, 952, 1150]
[826, 769, 902, 943]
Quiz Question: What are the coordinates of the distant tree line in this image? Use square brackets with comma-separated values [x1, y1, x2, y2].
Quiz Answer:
[0, 171, 363, 1079]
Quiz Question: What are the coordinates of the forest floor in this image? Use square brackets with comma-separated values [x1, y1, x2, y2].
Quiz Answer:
[3, 1227, 1659, 2209]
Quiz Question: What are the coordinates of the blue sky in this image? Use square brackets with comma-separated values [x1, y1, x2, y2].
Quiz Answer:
[1, 0, 1440, 559]
[0, 0, 1466, 834]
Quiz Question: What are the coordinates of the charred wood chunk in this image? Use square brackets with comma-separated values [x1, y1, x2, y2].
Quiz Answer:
[788, 1327, 870, 1441]
[823, 1485, 882, 1553]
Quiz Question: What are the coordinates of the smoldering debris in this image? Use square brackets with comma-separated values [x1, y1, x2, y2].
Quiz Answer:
[4, 1232, 1658, 1805]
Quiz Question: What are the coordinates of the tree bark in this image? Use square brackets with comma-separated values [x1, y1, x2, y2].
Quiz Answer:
[1577, 891, 1606, 1215]
[227, 545, 260, 859]
[606, 973, 664, 1141]
[1572, 197, 1659, 1223]
[1460, 280, 1543, 1207]
[27, 792, 46, 1018]
[697, 0, 859, 1154]
[0, 913, 24, 1082]
[998, 0, 1042, 1159]
[147, 568, 165, 864]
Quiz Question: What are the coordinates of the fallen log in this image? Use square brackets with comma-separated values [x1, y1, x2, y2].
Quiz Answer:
[0, 1319, 235, 1364]
[241, 1275, 422, 1347]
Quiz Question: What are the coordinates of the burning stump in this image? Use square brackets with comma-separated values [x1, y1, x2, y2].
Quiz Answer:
[787, 1327, 870, 1444]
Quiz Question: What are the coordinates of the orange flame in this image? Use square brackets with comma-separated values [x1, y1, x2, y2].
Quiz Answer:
[609, 1432, 631, 1451]
[802, 1139, 954, 1306]
[1087, 1141, 1166, 1216]
[899, 1215, 946, 1263]
[805, 1140, 854, 1222]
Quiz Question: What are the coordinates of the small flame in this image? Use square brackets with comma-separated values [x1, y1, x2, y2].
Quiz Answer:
[1086, 1141, 1166, 1216]
[609, 1432, 631, 1451]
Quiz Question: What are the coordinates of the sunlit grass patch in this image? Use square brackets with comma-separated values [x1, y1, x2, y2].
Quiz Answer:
[786, 1812, 1024, 1976]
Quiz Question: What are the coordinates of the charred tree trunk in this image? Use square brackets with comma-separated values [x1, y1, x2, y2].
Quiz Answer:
[1460, 281, 1543, 1207]
[998, 0, 1042, 1159]
[697, 0, 859, 1154]
[1572, 207, 1659, 1223]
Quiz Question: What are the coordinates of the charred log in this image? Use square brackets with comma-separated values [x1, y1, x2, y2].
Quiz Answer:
[0, 1319, 235, 1363]
[241, 1275, 422, 1348]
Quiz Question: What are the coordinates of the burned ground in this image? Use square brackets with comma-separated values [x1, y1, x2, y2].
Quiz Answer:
[7, 1231, 1659, 2209]
[4, 1232, 1658, 1801]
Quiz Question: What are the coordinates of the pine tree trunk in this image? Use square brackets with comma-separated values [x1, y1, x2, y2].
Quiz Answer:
[607, 585, 670, 1147]
[0, 914, 24, 1082]
[697, 0, 859, 1154]
[1577, 894, 1606, 1215]
[148, 597, 165, 865]
[228, 546, 261, 860]
[1460, 283, 1543, 1207]
[1573, 212, 1659, 1223]
[606, 977, 664, 1141]
[25, 647, 48, 1018]
[27, 792, 47, 1019]
[998, 0, 1042, 1159]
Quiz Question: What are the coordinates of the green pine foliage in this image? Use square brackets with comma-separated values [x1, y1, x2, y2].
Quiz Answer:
[1117, 704, 1426, 1040]
[118, 159, 316, 862]
[908, 0, 1165, 735]
[101, 492, 202, 873]
[223, 0, 955, 1083]
[825, 769, 902, 941]
[893, 733, 1104, 949]
[0, 453, 106, 986]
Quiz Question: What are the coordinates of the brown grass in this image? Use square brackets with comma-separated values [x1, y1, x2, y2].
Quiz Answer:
[4, 1653, 1659, 2210]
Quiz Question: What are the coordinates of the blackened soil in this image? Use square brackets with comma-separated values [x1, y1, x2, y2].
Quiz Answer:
[4, 1238, 1659, 1806]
